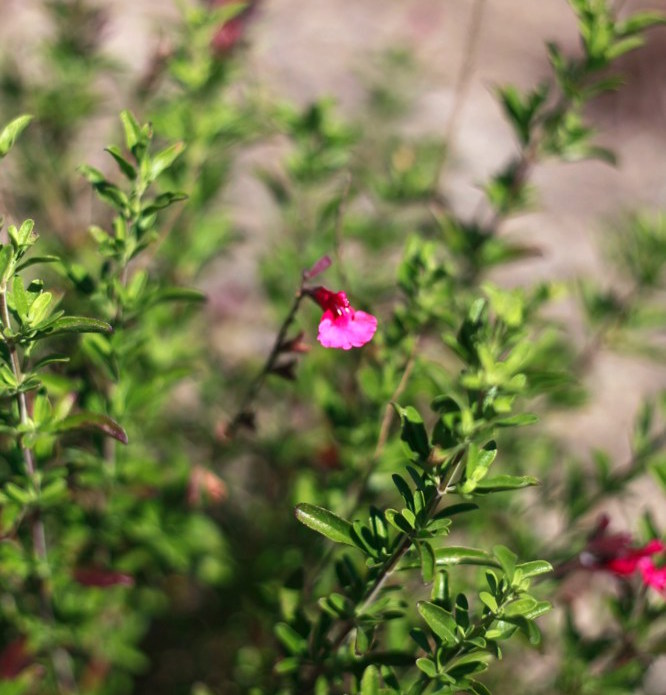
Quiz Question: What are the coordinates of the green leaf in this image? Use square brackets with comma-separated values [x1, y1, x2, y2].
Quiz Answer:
[493, 545, 517, 582]
[435, 546, 498, 567]
[120, 110, 143, 154]
[148, 141, 185, 181]
[105, 145, 137, 180]
[479, 592, 498, 613]
[605, 36, 644, 60]
[12, 276, 29, 320]
[0, 115, 33, 158]
[417, 601, 458, 645]
[616, 11, 666, 36]
[415, 657, 438, 678]
[394, 404, 430, 461]
[494, 413, 538, 427]
[469, 679, 493, 695]
[32, 354, 70, 371]
[392, 474, 414, 510]
[0, 245, 15, 284]
[37, 316, 112, 337]
[419, 541, 436, 584]
[15, 255, 60, 272]
[472, 475, 539, 493]
[4, 482, 33, 505]
[27, 292, 52, 325]
[295, 503, 354, 546]
[142, 191, 188, 215]
[57, 412, 128, 444]
[360, 665, 380, 695]
[274, 623, 307, 655]
[516, 560, 553, 579]
[502, 596, 538, 618]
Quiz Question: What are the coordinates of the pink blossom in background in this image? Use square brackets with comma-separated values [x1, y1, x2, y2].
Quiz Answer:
[310, 287, 377, 350]
[579, 515, 665, 576]
[603, 539, 665, 576]
[638, 557, 666, 594]
[210, 0, 258, 56]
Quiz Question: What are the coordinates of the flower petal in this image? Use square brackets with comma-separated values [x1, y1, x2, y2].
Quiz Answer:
[317, 310, 377, 350]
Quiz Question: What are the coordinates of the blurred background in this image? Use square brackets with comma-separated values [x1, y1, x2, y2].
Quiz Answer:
[0, 1, 665, 693]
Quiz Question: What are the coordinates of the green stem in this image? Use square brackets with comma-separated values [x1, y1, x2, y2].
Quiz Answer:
[0, 288, 77, 694]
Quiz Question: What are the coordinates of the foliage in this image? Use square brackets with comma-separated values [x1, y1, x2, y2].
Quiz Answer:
[0, 1, 663, 694]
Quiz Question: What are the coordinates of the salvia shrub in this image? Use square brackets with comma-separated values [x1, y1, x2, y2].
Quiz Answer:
[0, 1, 664, 694]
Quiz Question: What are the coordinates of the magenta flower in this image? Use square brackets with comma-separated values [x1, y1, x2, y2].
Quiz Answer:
[581, 525, 665, 576]
[638, 557, 666, 594]
[603, 539, 665, 576]
[310, 287, 377, 350]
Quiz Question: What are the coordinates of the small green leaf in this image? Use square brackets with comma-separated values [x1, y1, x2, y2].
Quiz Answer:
[27, 292, 53, 325]
[493, 545, 517, 582]
[148, 141, 185, 181]
[419, 541, 436, 584]
[472, 475, 539, 493]
[479, 592, 498, 613]
[0, 245, 15, 284]
[57, 412, 128, 444]
[503, 596, 538, 618]
[494, 413, 539, 427]
[16, 255, 60, 272]
[37, 316, 112, 337]
[417, 601, 458, 645]
[295, 503, 354, 546]
[516, 560, 553, 578]
[32, 354, 70, 371]
[435, 547, 498, 568]
[0, 115, 33, 158]
[274, 623, 307, 655]
[119, 110, 143, 154]
[105, 145, 137, 180]
[360, 665, 380, 695]
[12, 276, 29, 320]
[415, 657, 438, 678]
[394, 404, 430, 462]
[142, 191, 188, 215]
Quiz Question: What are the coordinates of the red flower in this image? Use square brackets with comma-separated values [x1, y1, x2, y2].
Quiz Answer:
[210, 0, 258, 56]
[309, 287, 377, 350]
[579, 515, 665, 576]
[603, 539, 665, 576]
[638, 557, 666, 594]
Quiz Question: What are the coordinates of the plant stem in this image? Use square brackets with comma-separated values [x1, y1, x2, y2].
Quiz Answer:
[322, 449, 466, 660]
[0, 289, 77, 694]
[227, 281, 306, 436]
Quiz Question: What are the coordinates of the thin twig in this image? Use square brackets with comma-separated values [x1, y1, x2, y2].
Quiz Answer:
[444, 0, 487, 145]
[227, 280, 307, 437]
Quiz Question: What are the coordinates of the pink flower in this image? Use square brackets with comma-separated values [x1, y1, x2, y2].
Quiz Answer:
[578, 516, 665, 576]
[209, 0, 258, 56]
[604, 539, 665, 576]
[310, 287, 377, 350]
[638, 557, 666, 594]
